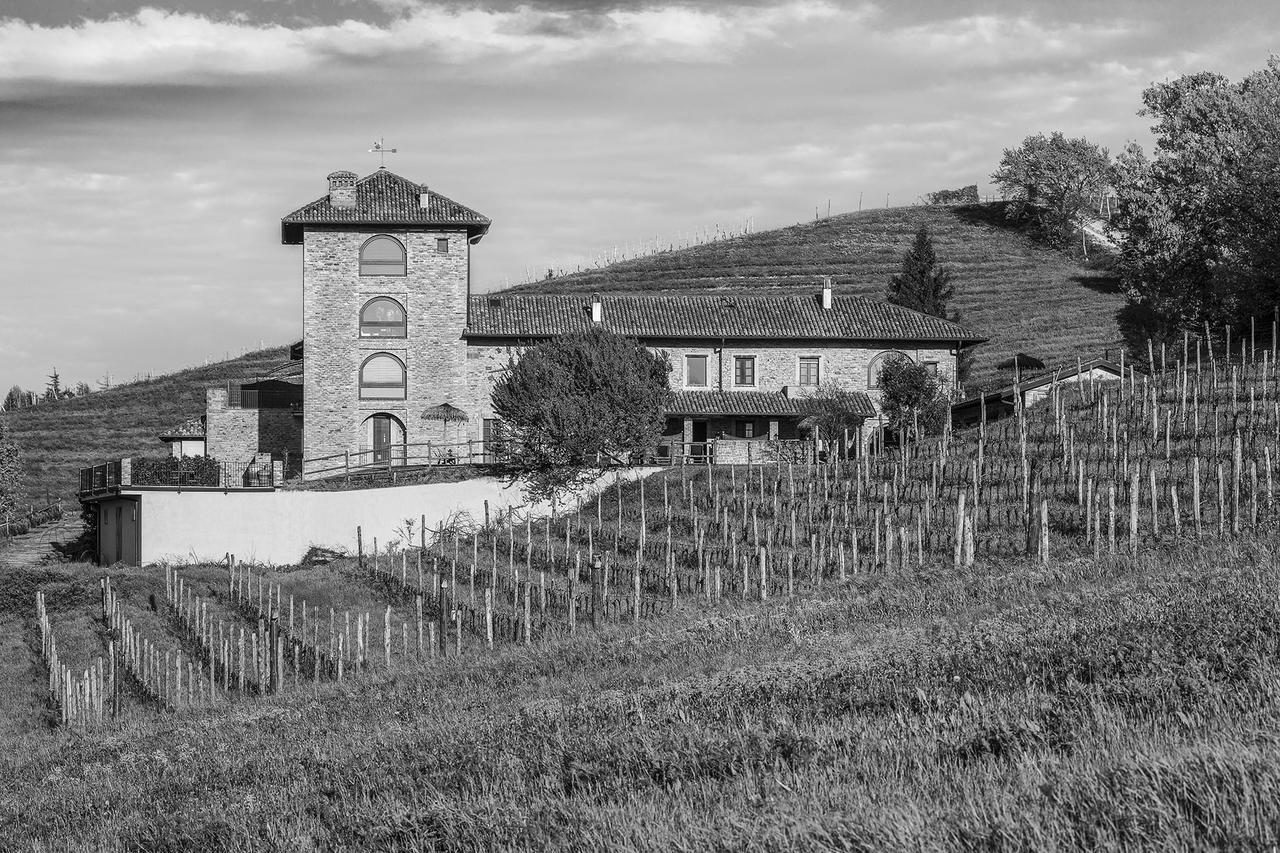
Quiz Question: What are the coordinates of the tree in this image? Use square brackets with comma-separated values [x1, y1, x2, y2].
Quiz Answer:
[886, 225, 954, 318]
[44, 368, 62, 403]
[2, 386, 22, 412]
[992, 132, 1111, 248]
[73, 381, 91, 398]
[0, 416, 21, 519]
[878, 355, 950, 441]
[805, 382, 870, 453]
[1111, 62, 1280, 340]
[491, 328, 671, 497]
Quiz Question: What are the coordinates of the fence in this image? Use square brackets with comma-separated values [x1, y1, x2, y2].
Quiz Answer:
[1, 502, 63, 539]
[78, 458, 275, 495]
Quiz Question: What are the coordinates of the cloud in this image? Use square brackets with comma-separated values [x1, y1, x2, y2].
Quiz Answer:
[0, 2, 845, 92]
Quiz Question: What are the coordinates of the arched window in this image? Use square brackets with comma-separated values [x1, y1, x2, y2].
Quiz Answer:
[868, 351, 913, 390]
[359, 353, 406, 400]
[359, 298, 407, 338]
[359, 235, 406, 276]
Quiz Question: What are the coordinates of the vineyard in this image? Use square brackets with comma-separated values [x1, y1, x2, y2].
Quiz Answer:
[8, 342, 1280, 848]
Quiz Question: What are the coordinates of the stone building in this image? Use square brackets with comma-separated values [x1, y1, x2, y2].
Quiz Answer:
[202, 167, 985, 473]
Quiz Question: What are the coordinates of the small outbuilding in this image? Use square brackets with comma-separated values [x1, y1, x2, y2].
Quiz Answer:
[952, 357, 1127, 428]
[158, 415, 207, 458]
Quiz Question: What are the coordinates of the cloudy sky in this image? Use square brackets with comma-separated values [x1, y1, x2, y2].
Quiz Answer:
[0, 0, 1275, 391]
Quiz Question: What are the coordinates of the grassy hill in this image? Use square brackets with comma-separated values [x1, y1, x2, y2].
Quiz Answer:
[506, 203, 1130, 391]
[1, 347, 290, 506]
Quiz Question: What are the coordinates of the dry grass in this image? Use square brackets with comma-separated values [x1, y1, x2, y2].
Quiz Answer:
[3, 533, 1279, 851]
[0, 347, 290, 505]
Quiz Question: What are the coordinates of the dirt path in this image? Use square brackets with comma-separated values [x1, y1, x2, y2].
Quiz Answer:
[0, 519, 77, 571]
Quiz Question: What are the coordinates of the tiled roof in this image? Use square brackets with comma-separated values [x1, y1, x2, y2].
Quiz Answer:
[281, 169, 490, 243]
[667, 390, 876, 418]
[466, 293, 984, 343]
[159, 415, 205, 440]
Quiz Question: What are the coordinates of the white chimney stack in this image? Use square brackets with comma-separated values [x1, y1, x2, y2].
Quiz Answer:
[821, 276, 833, 310]
[419, 185, 430, 209]
[591, 293, 602, 323]
[327, 170, 357, 209]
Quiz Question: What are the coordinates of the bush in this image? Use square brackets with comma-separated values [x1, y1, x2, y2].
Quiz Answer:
[131, 455, 222, 487]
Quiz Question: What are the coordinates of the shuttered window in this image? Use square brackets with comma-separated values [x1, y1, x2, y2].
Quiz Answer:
[686, 355, 708, 387]
[360, 235, 406, 276]
[359, 354, 406, 399]
[359, 298, 407, 338]
[733, 356, 755, 386]
[799, 357, 820, 386]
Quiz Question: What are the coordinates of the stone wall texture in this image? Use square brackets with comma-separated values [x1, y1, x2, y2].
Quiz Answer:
[303, 228, 471, 462]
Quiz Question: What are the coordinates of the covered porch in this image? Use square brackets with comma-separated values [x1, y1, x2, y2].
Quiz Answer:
[657, 390, 875, 465]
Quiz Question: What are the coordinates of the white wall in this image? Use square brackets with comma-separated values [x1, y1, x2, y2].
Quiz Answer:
[1022, 367, 1120, 408]
[127, 468, 659, 566]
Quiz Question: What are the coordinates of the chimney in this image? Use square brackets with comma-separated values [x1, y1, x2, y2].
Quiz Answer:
[591, 292, 602, 323]
[419, 184, 430, 209]
[821, 276, 833, 310]
[327, 170, 357, 209]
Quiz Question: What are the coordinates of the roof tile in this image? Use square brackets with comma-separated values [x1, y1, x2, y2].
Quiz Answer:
[668, 390, 876, 418]
[281, 169, 490, 241]
[467, 293, 984, 342]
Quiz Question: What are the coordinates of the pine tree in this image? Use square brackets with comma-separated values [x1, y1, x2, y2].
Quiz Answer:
[886, 225, 954, 318]
[44, 368, 62, 402]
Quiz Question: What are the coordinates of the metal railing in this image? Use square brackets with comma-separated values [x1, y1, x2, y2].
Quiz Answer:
[302, 440, 500, 480]
[79, 461, 123, 494]
[226, 381, 302, 410]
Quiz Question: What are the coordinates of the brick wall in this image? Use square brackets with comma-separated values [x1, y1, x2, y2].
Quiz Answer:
[302, 229, 471, 462]
[205, 389, 304, 467]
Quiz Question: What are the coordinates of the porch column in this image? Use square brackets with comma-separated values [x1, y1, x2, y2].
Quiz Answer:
[681, 417, 693, 458]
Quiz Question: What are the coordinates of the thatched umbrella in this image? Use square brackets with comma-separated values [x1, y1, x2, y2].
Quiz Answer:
[422, 403, 469, 422]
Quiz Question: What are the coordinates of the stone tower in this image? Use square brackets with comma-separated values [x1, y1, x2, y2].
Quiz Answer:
[281, 168, 491, 466]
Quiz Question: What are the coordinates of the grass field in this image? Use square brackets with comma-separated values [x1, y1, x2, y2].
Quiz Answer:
[3, 537, 1279, 849]
[0, 347, 290, 506]
[505, 203, 1131, 393]
[4, 352, 1280, 849]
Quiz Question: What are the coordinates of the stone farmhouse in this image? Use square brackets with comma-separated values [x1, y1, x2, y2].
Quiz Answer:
[192, 167, 984, 475]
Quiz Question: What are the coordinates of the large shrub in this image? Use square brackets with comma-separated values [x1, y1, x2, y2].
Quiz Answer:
[491, 327, 671, 497]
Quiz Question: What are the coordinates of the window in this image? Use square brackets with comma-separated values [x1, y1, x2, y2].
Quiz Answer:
[799, 356, 821, 387]
[686, 355, 708, 387]
[359, 235, 406, 276]
[436, 237, 450, 254]
[359, 298, 407, 338]
[733, 356, 756, 386]
[868, 351, 913, 389]
[359, 353, 406, 400]
[735, 420, 755, 439]
[924, 361, 939, 377]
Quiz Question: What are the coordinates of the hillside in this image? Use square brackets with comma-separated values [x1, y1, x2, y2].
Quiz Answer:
[505, 203, 1130, 391]
[1, 347, 291, 505]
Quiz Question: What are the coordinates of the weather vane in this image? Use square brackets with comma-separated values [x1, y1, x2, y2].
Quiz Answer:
[369, 138, 397, 169]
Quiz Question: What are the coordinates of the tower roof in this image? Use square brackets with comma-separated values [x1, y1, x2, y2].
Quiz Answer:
[281, 169, 490, 244]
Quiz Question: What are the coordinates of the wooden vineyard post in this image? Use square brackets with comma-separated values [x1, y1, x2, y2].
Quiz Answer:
[569, 553, 578, 634]
[591, 557, 603, 630]
[1039, 499, 1049, 565]
[1129, 471, 1139, 556]
[1218, 463, 1226, 536]
[383, 606, 391, 669]
[437, 582, 448, 657]
[484, 588, 494, 649]
[415, 595, 423, 657]
[758, 548, 767, 601]
[357, 526, 363, 569]
[523, 583, 533, 646]
[1108, 484, 1117, 555]
[632, 558, 641, 625]
[954, 491, 966, 568]
[1193, 458, 1202, 535]
[1171, 479, 1181, 537]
